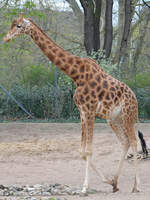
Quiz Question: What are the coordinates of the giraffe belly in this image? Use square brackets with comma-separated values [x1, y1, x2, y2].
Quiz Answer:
[109, 104, 122, 120]
[96, 101, 122, 120]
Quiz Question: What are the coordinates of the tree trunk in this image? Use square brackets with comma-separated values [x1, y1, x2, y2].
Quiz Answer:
[79, 0, 102, 55]
[132, 8, 150, 76]
[118, 0, 137, 79]
[93, 0, 102, 52]
[113, 0, 125, 64]
[100, 0, 106, 49]
[80, 0, 94, 55]
[103, 0, 113, 58]
[119, 0, 133, 62]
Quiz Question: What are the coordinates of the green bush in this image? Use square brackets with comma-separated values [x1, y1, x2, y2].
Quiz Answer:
[0, 84, 80, 120]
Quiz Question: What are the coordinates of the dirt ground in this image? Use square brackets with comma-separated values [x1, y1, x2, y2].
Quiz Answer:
[0, 122, 150, 200]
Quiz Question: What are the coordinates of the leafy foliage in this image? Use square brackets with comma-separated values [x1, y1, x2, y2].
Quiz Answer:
[20, 64, 56, 87]
[90, 50, 117, 75]
[0, 84, 79, 120]
[0, 1, 150, 121]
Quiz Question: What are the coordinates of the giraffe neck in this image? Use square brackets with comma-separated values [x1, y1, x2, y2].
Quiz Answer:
[27, 20, 81, 84]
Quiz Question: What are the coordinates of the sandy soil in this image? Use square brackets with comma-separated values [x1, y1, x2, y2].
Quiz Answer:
[0, 123, 150, 200]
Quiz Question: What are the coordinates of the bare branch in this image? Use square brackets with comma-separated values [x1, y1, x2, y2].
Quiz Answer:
[142, 0, 150, 8]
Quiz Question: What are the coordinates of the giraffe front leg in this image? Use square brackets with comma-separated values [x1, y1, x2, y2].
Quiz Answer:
[80, 113, 95, 196]
[81, 154, 91, 196]
[80, 118, 86, 161]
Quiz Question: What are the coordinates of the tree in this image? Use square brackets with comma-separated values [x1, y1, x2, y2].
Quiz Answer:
[79, 0, 102, 55]
[103, 0, 113, 58]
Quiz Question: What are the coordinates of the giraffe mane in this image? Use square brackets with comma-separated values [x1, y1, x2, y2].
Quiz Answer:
[27, 18, 49, 39]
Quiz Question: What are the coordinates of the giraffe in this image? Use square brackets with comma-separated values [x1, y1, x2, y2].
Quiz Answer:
[3, 14, 140, 194]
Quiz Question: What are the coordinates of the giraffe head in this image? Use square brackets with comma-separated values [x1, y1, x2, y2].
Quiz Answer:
[3, 14, 31, 42]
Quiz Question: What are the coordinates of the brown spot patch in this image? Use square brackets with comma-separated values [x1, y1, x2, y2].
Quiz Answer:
[76, 59, 82, 65]
[89, 73, 93, 79]
[55, 59, 61, 66]
[86, 73, 89, 81]
[120, 87, 124, 92]
[79, 95, 85, 104]
[52, 48, 58, 54]
[64, 64, 69, 70]
[114, 97, 118, 103]
[111, 82, 115, 85]
[98, 90, 105, 101]
[91, 100, 96, 104]
[86, 104, 90, 109]
[95, 75, 101, 83]
[35, 36, 39, 41]
[89, 81, 97, 88]
[58, 52, 65, 57]
[73, 75, 79, 81]
[62, 58, 66, 62]
[48, 45, 52, 49]
[79, 81, 85, 86]
[103, 101, 108, 106]
[68, 57, 74, 64]
[117, 91, 121, 97]
[103, 80, 108, 89]
[39, 43, 46, 50]
[74, 64, 78, 68]
[48, 53, 55, 62]
[106, 94, 110, 100]
[40, 37, 44, 41]
[80, 65, 85, 73]
[71, 69, 77, 75]
[83, 86, 89, 95]
[110, 87, 115, 91]
[81, 75, 84, 79]
[86, 64, 90, 71]
[86, 96, 90, 101]
[97, 86, 101, 92]
[91, 91, 96, 98]
[33, 30, 37, 36]
[111, 93, 114, 99]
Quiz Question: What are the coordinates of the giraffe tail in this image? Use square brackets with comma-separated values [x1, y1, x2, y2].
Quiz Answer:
[138, 130, 149, 156]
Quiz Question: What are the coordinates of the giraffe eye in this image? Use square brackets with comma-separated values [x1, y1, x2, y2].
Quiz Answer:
[17, 25, 21, 28]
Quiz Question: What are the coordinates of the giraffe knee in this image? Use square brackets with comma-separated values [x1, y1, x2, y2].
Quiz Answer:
[80, 150, 92, 160]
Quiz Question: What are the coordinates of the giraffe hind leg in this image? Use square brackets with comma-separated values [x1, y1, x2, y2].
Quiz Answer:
[129, 124, 140, 192]
[108, 120, 130, 192]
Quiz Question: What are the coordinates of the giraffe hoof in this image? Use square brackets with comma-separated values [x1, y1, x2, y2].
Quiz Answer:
[111, 179, 119, 193]
[113, 186, 119, 193]
[80, 191, 88, 197]
[132, 188, 140, 193]
[81, 155, 86, 160]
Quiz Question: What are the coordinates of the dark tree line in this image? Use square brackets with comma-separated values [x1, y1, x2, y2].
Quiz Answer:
[79, 0, 113, 57]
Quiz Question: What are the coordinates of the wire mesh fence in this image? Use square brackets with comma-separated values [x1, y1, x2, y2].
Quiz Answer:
[0, 84, 80, 121]
[0, 84, 150, 122]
